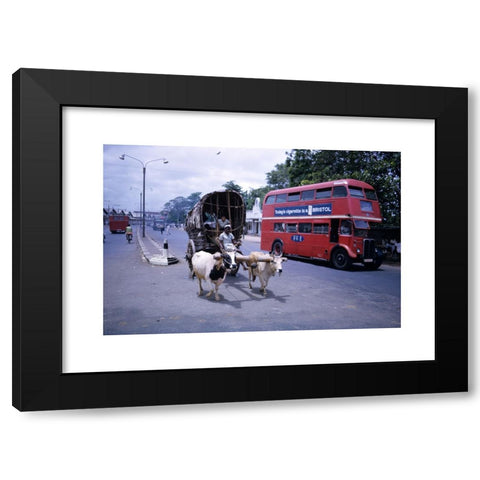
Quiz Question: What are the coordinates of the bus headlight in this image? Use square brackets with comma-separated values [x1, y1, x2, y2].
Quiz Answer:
[357, 248, 361, 254]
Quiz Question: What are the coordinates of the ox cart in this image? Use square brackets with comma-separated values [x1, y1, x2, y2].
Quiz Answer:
[185, 190, 246, 275]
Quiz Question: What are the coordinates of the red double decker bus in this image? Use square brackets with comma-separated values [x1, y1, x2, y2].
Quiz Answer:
[260, 179, 384, 270]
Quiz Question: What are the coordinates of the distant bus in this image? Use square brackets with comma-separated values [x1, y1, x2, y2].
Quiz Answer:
[109, 214, 129, 233]
[260, 179, 384, 270]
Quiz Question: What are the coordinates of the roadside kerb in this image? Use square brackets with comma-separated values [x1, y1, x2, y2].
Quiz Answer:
[136, 228, 179, 266]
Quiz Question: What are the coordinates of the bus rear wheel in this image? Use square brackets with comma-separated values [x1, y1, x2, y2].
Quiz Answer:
[272, 240, 284, 256]
[331, 248, 352, 270]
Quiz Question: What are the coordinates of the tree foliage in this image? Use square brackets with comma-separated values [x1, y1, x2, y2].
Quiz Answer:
[222, 180, 243, 193]
[163, 192, 202, 224]
[265, 162, 289, 190]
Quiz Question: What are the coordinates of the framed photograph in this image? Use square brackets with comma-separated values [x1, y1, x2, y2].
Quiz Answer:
[13, 69, 467, 411]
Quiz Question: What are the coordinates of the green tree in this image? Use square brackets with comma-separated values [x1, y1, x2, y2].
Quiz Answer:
[186, 192, 202, 208]
[222, 180, 243, 193]
[163, 196, 191, 224]
[266, 162, 290, 189]
[161, 192, 202, 224]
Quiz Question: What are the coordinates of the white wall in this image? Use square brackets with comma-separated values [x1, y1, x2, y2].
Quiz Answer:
[1, 1, 477, 479]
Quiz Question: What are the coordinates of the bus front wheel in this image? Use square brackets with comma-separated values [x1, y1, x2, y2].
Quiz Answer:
[331, 248, 352, 270]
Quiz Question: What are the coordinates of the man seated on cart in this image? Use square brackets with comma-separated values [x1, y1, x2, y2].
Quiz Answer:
[217, 213, 230, 231]
[217, 224, 238, 252]
[216, 224, 247, 270]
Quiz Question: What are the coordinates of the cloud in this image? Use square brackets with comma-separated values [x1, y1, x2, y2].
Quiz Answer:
[104, 145, 288, 212]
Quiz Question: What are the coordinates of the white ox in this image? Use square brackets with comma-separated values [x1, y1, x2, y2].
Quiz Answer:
[191, 251, 228, 301]
[236, 251, 287, 296]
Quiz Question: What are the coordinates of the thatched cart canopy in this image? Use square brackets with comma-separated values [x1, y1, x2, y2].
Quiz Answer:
[185, 190, 246, 253]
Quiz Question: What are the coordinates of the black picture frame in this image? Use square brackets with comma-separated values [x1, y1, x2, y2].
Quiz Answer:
[12, 68, 468, 411]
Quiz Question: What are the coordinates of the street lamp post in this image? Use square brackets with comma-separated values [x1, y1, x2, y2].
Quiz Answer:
[129, 187, 142, 223]
[119, 154, 168, 237]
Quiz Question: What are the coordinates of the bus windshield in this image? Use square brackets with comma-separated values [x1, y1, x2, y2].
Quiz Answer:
[353, 219, 370, 237]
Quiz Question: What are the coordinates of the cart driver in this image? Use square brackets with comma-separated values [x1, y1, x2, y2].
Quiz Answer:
[217, 224, 247, 271]
[217, 224, 237, 253]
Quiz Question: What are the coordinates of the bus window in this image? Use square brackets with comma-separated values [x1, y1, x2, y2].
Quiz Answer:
[353, 219, 369, 237]
[301, 189, 315, 201]
[360, 200, 373, 212]
[298, 223, 312, 234]
[286, 223, 297, 233]
[313, 223, 328, 234]
[354, 220, 369, 229]
[365, 189, 378, 200]
[340, 220, 352, 235]
[333, 186, 347, 197]
[288, 192, 301, 202]
[265, 195, 276, 205]
[274, 223, 285, 232]
[354, 228, 369, 237]
[348, 186, 364, 198]
[316, 188, 331, 199]
[276, 193, 287, 203]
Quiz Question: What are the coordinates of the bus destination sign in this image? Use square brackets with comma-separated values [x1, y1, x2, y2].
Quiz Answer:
[274, 203, 332, 217]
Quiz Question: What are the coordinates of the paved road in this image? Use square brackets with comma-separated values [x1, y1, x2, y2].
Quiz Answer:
[104, 226, 400, 335]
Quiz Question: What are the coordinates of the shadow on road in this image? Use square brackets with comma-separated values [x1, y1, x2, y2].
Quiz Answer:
[284, 255, 397, 273]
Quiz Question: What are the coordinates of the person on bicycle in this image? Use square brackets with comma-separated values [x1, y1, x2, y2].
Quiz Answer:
[125, 223, 133, 241]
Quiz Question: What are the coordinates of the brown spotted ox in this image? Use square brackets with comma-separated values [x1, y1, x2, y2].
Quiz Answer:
[236, 251, 287, 296]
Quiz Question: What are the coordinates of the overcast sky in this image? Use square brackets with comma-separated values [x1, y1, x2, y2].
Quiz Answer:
[104, 144, 289, 213]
